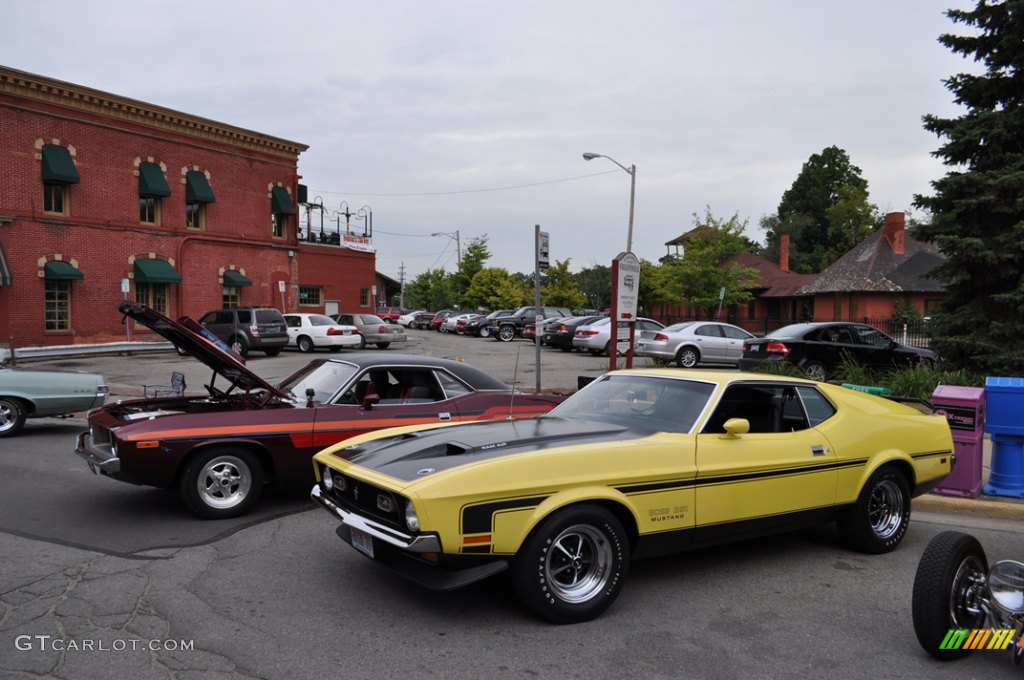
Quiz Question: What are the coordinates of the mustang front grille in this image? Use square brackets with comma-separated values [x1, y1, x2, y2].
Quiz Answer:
[327, 474, 405, 532]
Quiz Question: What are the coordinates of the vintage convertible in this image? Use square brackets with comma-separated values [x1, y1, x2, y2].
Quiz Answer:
[312, 369, 954, 623]
[75, 304, 564, 519]
[912, 531, 1024, 667]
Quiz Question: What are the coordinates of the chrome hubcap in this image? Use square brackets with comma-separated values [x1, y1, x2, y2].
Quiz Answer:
[544, 524, 613, 604]
[868, 479, 904, 539]
[950, 556, 987, 627]
[197, 456, 251, 509]
[0, 402, 15, 431]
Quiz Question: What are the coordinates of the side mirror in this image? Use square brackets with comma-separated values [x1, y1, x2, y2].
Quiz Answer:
[361, 393, 380, 410]
[721, 418, 750, 439]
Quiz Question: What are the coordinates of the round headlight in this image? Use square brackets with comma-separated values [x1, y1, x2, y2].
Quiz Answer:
[989, 560, 1024, 614]
[321, 466, 333, 490]
[405, 503, 420, 532]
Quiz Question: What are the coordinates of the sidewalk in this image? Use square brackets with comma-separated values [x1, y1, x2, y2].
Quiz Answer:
[915, 434, 1024, 518]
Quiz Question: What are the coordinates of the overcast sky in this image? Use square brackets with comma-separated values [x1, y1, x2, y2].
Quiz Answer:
[5, 0, 975, 281]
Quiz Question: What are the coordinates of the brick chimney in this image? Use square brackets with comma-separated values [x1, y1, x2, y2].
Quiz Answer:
[779, 234, 790, 272]
[883, 212, 905, 255]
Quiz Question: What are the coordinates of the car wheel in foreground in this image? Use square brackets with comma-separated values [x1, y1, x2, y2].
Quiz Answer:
[497, 325, 516, 342]
[264, 348, 282, 357]
[512, 504, 629, 624]
[180, 448, 263, 519]
[838, 465, 910, 553]
[229, 337, 249, 358]
[802, 361, 827, 381]
[676, 347, 700, 368]
[0, 397, 27, 438]
[479, 326, 491, 338]
[911, 531, 988, 660]
[376, 342, 391, 350]
[297, 335, 316, 353]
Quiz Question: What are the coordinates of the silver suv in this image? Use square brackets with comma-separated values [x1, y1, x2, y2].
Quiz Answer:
[197, 307, 288, 358]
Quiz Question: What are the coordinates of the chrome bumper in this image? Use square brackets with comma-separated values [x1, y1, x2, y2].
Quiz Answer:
[75, 431, 121, 475]
[310, 484, 441, 553]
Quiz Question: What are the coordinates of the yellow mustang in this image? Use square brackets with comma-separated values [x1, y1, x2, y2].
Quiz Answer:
[311, 369, 953, 623]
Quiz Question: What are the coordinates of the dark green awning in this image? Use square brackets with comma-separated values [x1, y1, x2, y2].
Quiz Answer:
[134, 259, 182, 284]
[41, 145, 80, 184]
[185, 171, 216, 203]
[44, 260, 84, 280]
[139, 162, 171, 197]
[223, 270, 252, 287]
[271, 187, 296, 215]
[0, 241, 11, 287]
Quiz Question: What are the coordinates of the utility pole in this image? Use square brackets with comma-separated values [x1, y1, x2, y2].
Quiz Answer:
[398, 263, 406, 308]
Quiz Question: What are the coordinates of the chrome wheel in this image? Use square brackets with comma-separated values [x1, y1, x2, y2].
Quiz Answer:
[676, 347, 699, 368]
[230, 337, 248, 357]
[498, 326, 515, 342]
[0, 397, 27, 437]
[803, 361, 827, 381]
[949, 554, 987, 627]
[544, 524, 615, 604]
[195, 455, 252, 511]
[297, 336, 315, 353]
[868, 479, 905, 540]
[479, 326, 491, 338]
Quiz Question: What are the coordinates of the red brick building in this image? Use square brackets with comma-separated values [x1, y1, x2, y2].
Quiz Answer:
[0, 66, 377, 350]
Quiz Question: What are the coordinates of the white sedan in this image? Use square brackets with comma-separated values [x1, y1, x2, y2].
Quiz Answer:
[283, 314, 361, 353]
[396, 310, 424, 327]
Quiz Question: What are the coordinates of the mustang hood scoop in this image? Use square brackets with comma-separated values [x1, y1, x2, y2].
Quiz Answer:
[334, 417, 640, 481]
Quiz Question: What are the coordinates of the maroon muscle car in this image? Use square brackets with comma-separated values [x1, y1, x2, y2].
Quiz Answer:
[75, 303, 565, 519]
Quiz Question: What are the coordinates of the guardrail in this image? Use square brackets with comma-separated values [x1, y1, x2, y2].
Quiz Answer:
[1, 341, 173, 364]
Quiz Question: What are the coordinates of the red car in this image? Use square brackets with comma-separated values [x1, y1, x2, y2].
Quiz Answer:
[75, 303, 565, 519]
[377, 307, 405, 323]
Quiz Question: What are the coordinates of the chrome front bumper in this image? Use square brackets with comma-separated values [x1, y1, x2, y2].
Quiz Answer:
[75, 430, 121, 475]
[310, 484, 441, 553]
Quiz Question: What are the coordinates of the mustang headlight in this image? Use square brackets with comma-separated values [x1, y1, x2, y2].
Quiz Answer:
[321, 465, 334, 490]
[405, 502, 420, 532]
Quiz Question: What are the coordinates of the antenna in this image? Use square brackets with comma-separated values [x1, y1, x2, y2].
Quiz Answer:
[508, 342, 522, 420]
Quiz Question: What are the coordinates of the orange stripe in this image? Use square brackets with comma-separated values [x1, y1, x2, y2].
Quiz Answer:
[462, 534, 492, 545]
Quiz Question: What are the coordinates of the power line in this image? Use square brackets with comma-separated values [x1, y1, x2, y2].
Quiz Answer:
[309, 169, 619, 198]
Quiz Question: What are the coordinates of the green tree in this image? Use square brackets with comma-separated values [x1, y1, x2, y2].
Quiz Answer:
[404, 268, 456, 310]
[573, 264, 612, 311]
[661, 208, 758, 318]
[823, 184, 880, 265]
[540, 259, 587, 309]
[765, 145, 871, 273]
[464, 267, 526, 310]
[449, 236, 490, 304]
[914, 0, 1024, 374]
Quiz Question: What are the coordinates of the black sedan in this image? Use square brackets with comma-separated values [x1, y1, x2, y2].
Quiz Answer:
[738, 322, 936, 381]
[541, 316, 604, 352]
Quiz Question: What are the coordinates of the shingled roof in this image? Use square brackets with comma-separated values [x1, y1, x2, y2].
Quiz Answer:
[798, 213, 945, 294]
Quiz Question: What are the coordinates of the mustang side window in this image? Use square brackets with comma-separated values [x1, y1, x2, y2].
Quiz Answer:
[703, 384, 807, 434]
[795, 386, 836, 426]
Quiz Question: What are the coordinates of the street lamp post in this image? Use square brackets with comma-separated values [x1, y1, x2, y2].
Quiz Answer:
[582, 152, 636, 254]
[431, 230, 461, 268]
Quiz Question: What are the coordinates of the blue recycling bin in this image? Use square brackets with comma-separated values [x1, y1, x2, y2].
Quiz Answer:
[983, 376, 1024, 498]
[932, 385, 984, 498]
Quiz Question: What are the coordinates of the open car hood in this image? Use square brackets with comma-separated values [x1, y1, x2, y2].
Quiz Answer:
[118, 302, 289, 399]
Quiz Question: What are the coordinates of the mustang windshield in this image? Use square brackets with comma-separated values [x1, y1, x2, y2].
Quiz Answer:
[279, 361, 359, 403]
[550, 374, 715, 434]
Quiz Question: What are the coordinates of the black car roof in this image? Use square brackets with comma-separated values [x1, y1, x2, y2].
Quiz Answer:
[323, 353, 510, 391]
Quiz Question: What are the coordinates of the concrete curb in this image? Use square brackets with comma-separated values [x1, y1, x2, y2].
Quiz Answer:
[916, 492, 1024, 520]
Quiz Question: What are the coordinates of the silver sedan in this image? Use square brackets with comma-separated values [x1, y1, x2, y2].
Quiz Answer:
[572, 317, 664, 356]
[634, 321, 754, 367]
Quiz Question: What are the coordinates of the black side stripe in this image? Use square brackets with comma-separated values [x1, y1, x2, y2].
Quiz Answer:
[462, 496, 549, 534]
[616, 459, 869, 495]
[911, 449, 953, 460]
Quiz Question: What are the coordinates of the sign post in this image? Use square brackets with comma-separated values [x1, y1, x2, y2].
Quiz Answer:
[278, 280, 286, 312]
[611, 251, 640, 371]
[121, 278, 131, 341]
[534, 226, 549, 392]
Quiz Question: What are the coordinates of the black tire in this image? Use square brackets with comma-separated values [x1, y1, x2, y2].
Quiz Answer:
[375, 342, 391, 350]
[179, 448, 264, 519]
[356, 334, 366, 349]
[604, 342, 625, 357]
[297, 335, 315, 353]
[328, 346, 342, 352]
[479, 326, 491, 338]
[264, 347, 282, 357]
[676, 346, 700, 368]
[803, 361, 827, 382]
[559, 345, 572, 353]
[497, 325, 516, 342]
[838, 465, 910, 553]
[229, 336, 249, 358]
[912, 531, 988, 660]
[588, 348, 602, 356]
[512, 504, 630, 624]
[0, 397, 27, 438]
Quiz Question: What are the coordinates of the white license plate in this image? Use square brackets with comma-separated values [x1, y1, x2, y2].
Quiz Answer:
[350, 527, 374, 558]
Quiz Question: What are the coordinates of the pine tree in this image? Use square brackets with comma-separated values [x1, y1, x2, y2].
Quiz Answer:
[914, 0, 1024, 373]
